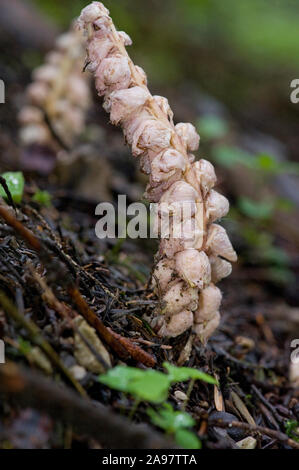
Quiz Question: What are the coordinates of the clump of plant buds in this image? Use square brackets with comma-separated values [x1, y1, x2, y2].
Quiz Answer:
[19, 26, 91, 150]
[77, 2, 237, 342]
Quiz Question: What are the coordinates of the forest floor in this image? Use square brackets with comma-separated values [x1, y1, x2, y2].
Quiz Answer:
[0, 5, 298, 449]
[0, 165, 298, 449]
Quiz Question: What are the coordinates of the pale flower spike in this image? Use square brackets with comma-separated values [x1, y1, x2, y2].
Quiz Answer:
[77, 2, 237, 343]
[19, 26, 91, 150]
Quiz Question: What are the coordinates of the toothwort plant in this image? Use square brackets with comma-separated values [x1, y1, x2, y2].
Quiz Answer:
[19, 25, 91, 150]
[77, 2, 237, 342]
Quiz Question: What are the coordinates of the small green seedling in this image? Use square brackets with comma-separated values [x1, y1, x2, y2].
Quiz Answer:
[98, 366, 170, 403]
[147, 403, 201, 449]
[163, 362, 218, 385]
[285, 420, 299, 442]
[98, 363, 217, 404]
[32, 190, 52, 207]
[98, 363, 216, 447]
[0, 172, 24, 203]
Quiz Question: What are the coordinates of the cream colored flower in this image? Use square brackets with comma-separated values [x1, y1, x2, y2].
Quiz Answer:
[95, 54, 131, 95]
[206, 189, 229, 221]
[194, 284, 222, 323]
[175, 122, 200, 152]
[209, 255, 232, 283]
[159, 310, 193, 337]
[206, 224, 237, 262]
[131, 119, 172, 156]
[162, 280, 198, 316]
[175, 249, 211, 289]
[103, 86, 150, 124]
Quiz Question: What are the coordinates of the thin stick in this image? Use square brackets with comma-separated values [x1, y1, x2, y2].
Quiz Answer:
[208, 417, 299, 450]
[31, 268, 111, 371]
[69, 286, 156, 367]
[0, 205, 41, 252]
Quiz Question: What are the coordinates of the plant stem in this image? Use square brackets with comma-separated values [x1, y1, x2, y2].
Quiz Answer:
[183, 378, 195, 411]
[129, 398, 141, 420]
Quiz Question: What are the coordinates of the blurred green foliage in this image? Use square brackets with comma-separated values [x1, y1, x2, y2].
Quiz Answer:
[98, 362, 216, 404]
[238, 197, 274, 220]
[99, 365, 171, 404]
[163, 362, 217, 385]
[32, 190, 52, 207]
[30, 0, 298, 286]
[147, 403, 201, 449]
[197, 115, 229, 140]
[212, 146, 299, 175]
[98, 363, 212, 448]
[285, 420, 299, 442]
[200, 112, 296, 285]
[32, 0, 299, 85]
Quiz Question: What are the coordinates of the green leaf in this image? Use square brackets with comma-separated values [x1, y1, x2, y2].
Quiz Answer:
[0, 172, 24, 203]
[17, 337, 32, 355]
[197, 115, 229, 140]
[212, 145, 255, 169]
[266, 266, 294, 285]
[99, 363, 217, 404]
[281, 161, 299, 175]
[257, 154, 299, 175]
[238, 197, 274, 220]
[275, 197, 295, 213]
[32, 190, 52, 207]
[129, 370, 171, 403]
[163, 362, 217, 385]
[98, 366, 144, 392]
[147, 403, 195, 433]
[285, 420, 299, 442]
[98, 366, 171, 403]
[257, 153, 279, 172]
[260, 245, 290, 266]
[175, 429, 202, 449]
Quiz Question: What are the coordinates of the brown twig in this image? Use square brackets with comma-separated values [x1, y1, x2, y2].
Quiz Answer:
[208, 416, 299, 450]
[0, 289, 86, 396]
[0, 177, 16, 211]
[31, 268, 111, 371]
[69, 286, 156, 367]
[251, 384, 284, 425]
[0, 204, 41, 251]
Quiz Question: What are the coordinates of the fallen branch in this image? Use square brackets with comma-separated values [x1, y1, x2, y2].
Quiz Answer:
[207, 416, 299, 450]
[0, 362, 175, 449]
